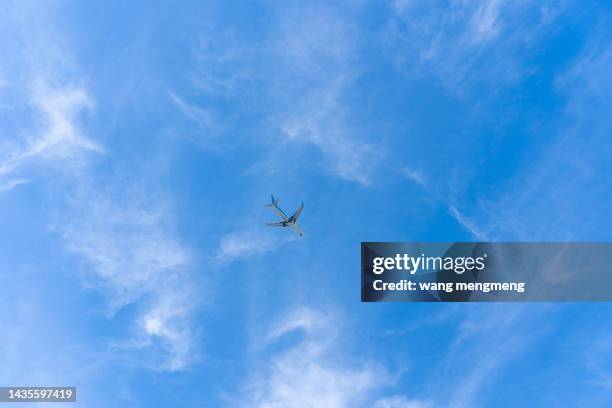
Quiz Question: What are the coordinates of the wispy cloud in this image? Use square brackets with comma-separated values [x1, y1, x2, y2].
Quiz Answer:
[136, 287, 197, 371]
[277, 78, 380, 185]
[582, 333, 612, 390]
[269, 6, 382, 184]
[28, 82, 103, 156]
[0, 0, 199, 373]
[429, 304, 550, 408]
[240, 306, 380, 407]
[168, 91, 228, 149]
[402, 167, 428, 188]
[447, 204, 488, 240]
[393, 12, 612, 243]
[179, 4, 382, 185]
[469, 0, 503, 43]
[385, 0, 564, 95]
[0, 178, 30, 192]
[169, 92, 217, 130]
[192, 32, 253, 97]
[60, 184, 196, 371]
[402, 168, 488, 239]
[374, 396, 431, 408]
[62, 190, 188, 310]
[481, 27, 612, 241]
[0, 82, 103, 191]
[1, 1, 104, 192]
[236, 306, 425, 408]
[216, 228, 293, 262]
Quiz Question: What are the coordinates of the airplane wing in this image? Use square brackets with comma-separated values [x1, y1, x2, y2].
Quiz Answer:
[290, 202, 304, 221]
[289, 223, 304, 237]
[265, 195, 289, 221]
[268, 205, 289, 221]
[266, 222, 285, 227]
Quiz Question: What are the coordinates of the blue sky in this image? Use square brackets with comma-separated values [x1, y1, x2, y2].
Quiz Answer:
[1, 0, 612, 406]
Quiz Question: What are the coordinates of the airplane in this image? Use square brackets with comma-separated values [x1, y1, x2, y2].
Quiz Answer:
[265, 195, 304, 237]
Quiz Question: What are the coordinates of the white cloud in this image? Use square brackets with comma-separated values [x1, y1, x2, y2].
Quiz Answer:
[240, 307, 381, 407]
[62, 194, 188, 310]
[266, 306, 325, 342]
[138, 289, 196, 371]
[0, 178, 30, 192]
[237, 306, 425, 408]
[278, 77, 380, 185]
[169, 91, 225, 145]
[0, 2, 103, 191]
[183, 4, 382, 185]
[374, 395, 431, 408]
[480, 28, 612, 241]
[432, 304, 550, 408]
[385, 0, 564, 95]
[216, 228, 293, 262]
[401, 166, 488, 239]
[0, 82, 103, 191]
[402, 167, 428, 188]
[61, 186, 196, 370]
[469, 0, 503, 43]
[391, 11, 612, 244]
[29, 82, 103, 156]
[447, 204, 488, 240]
[268, 5, 381, 185]
[582, 334, 612, 390]
[0, 0, 197, 376]
[192, 32, 252, 97]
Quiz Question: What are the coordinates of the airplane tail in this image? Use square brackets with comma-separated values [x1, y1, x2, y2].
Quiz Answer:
[265, 195, 279, 207]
